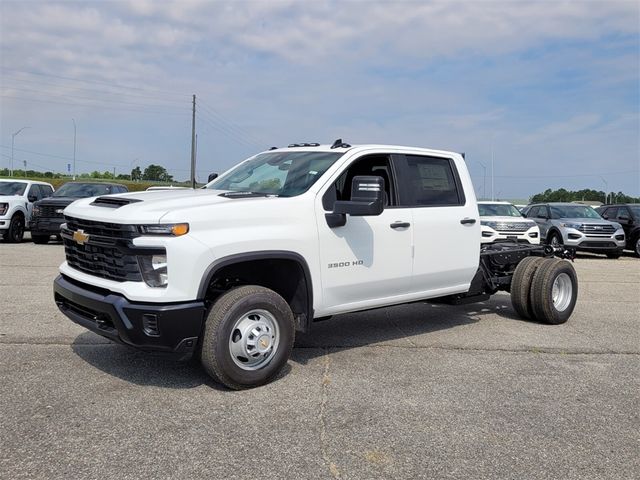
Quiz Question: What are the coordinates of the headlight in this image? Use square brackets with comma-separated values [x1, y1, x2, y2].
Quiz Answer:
[0, 203, 9, 215]
[481, 220, 498, 228]
[138, 254, 168, 288]
[560, 222, 582, 229]
[138, 223, 189, 236]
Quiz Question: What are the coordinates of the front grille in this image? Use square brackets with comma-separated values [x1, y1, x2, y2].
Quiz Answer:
[63, 238, 142, 282]
[39, 205, 64, 218]
[578, 224, 615, 234]
[580, 241, 616, 248]
[64, 215, 139, 239]
[494, 222, 534, 233]
[62, 216, 142, 282]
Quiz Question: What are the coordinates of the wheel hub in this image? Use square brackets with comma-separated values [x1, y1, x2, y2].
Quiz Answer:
[551, 272, 572, 312]
[228, 310, 279, 371]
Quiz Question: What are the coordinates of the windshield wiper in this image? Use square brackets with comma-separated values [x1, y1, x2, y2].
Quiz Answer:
[219, 191, 282, 198]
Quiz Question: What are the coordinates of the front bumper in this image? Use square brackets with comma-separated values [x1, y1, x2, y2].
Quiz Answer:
[30, 217, 65, 234]
[480, 226, 540, 245]
[562, 228, 626, 252]
[54, 275, 206, 360]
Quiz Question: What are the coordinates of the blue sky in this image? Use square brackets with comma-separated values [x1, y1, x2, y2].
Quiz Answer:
[1, 0, 638, 200]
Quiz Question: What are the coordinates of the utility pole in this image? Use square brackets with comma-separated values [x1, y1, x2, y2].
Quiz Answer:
[600, 177, 608, 204]
[72, 118, 77, 180]
[490, 140, 495, 201]
[10, 126, 30, 177]
[190, 94, 196, 189]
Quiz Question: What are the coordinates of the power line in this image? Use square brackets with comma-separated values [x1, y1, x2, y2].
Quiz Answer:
[198, 98, 270, 147]
[0, 94, 191, 116]
[1, 78, 189, 104]
[195, 111, 263, 150]
[0, 145, 130, 167]
[0, 67, 189, 98]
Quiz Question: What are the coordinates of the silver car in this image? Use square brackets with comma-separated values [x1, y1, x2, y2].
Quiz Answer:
[523, 202, 625, 258]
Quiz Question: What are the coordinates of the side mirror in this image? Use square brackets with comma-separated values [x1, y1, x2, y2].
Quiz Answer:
[28, 195, 38, 202]
[208, 173, 218, 182]
[334, 176, 385, 216]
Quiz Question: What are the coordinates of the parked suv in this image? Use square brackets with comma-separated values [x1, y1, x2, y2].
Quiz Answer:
[0, 179, 55, 242]
[596, 204, 640, 257]
[522, 202, 625, 258]
[478, 201, 539, 244]
[30, 182, 128, 244]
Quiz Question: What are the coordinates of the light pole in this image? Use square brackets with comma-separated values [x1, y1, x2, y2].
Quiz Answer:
[600, 177, 608, 204]
[476, 160, 487, 200]
[10, 126, 30, 177]
[491, 140, 495, 201]
[72, 118, 77, 180]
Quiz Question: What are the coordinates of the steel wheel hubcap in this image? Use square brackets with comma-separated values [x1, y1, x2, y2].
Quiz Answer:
[228, 309, 279, 371]
[552, 273, 572, 312]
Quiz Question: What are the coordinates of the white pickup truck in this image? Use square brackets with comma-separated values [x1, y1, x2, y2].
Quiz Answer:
[53, 141, 578, 389]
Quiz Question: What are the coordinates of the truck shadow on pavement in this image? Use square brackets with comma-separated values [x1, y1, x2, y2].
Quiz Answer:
[70, 294, 522, 389]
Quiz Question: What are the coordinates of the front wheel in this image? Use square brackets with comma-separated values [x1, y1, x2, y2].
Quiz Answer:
[606, 252, 621, 259]
[200, 285, 295, 390]
[3, 215, 25, 243]
[530, 259, 578, 324]
[547, 232, 563, 248]
[634, 237, 640, 257]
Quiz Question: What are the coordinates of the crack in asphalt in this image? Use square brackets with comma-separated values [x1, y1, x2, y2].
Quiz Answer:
[318, 348, 341, 479]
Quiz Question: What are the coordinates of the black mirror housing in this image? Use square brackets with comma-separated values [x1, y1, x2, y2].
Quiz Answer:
[208, 173, 218, 182]
[333, 176, 385, 217]
[28, 195, 38, 202]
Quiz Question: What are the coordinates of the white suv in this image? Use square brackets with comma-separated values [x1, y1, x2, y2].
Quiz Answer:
[479, 201, 540, 244]
[0, 179, 55, 242]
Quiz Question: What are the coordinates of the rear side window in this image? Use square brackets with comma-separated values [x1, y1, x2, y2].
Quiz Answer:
[398, 155, 465, 207]
[39, 185, 53, 197]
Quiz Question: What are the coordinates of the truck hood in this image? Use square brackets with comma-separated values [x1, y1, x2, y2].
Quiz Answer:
[0, 195, 25, 204]
[558, 217, 612, 224]
[481, 216, 535, 223]
[35, 197, 80, 207]
[62, 189, 269, 224]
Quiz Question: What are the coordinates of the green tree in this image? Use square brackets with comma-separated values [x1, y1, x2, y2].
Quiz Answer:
[142, 164, 173, 182]
[131, 166, 142, 181]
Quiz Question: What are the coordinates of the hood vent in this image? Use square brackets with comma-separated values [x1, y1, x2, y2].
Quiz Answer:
[91, 196, 142, 208]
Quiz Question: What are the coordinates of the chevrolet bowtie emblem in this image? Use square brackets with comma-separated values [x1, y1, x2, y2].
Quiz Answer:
[73, 229, 90, 245]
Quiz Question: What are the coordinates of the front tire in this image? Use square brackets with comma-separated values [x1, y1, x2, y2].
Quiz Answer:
[200, 285, 295, 390]
[547, 232, 563, 248]
[606, 252, 621, 259]
[3, 214, 25, 243]
[634, 237, 640, 257]
[31, 234, 50, 244]
[530, 259, 578, 325]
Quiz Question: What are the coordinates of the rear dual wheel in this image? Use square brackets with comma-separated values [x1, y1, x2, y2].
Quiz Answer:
[511, 257, 578, 324]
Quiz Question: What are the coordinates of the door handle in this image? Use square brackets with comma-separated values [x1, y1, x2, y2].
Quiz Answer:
[390, 221, 411, 229]
[460, 218, 476, 225]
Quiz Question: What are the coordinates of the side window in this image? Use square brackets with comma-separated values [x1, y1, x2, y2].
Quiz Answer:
[27, 184, 41, 201]
[322, 154, 396, 210]
[617, 207, 630, 221]
[603, 207, 617, 219]
[40, 185, 53, 198]
[398, 155, 465, 207]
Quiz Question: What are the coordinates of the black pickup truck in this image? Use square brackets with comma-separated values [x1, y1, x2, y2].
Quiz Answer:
[30, 182, 128, 244]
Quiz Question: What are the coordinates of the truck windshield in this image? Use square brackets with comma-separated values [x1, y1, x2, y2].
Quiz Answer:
[550, 205, 601, 219]
[478, 203, 522, 217]
[207, 151, 343, 197]
[0, 181, 27, 196]
[53, 183, 117, 198]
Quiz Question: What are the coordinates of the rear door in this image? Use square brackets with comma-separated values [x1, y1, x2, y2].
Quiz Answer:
[396, 154, 480, 295]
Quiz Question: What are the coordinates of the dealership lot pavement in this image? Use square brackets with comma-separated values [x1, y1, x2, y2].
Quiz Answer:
[1, 238, 638, 479]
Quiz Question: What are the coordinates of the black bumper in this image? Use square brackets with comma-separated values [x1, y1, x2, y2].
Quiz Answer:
[54, 275, 206, 360]
[30, 217, 65, 235]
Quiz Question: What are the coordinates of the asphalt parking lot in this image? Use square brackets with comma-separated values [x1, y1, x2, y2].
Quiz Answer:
[1, 236, 638, 480]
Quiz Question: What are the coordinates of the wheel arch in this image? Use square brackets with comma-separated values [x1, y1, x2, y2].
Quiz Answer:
[198, 251, 314, 332]
[546, 226, 563, 242]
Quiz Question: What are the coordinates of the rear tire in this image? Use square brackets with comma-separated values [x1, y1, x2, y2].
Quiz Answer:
[606, 252, 620, 259]
[530, 259, 578, 325]
[31, 234, 50, 244]
[200, 285, 295, 390]
[635, 237, 640, 257]
[510, 256, 545, 320]
[3, 214, 25, 243]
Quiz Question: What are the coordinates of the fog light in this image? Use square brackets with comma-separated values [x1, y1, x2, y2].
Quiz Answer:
[615, 234, 625, 240]
[138, 254, 168, 287]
